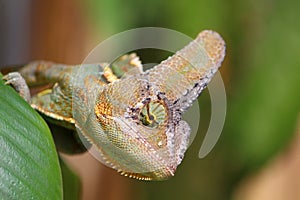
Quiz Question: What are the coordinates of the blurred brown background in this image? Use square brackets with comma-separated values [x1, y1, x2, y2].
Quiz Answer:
[1, 0, 300, 199]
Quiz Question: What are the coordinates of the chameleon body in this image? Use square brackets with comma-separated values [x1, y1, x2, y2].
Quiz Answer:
[3, 30, 225, 180]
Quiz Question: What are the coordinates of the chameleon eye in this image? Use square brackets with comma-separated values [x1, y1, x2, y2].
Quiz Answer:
[139, 101, 167, 128]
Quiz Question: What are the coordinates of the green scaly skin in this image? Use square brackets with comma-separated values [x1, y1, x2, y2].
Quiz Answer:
[3, 30, 226, 180]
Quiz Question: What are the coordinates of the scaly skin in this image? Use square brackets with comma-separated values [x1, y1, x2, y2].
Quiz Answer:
[3, 30, 226, 180]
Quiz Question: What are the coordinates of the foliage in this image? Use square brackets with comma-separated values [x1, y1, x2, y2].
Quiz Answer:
[0, 74, 80, 199]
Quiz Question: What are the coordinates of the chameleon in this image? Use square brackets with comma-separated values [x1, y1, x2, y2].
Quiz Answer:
[3, 30, 226, 180]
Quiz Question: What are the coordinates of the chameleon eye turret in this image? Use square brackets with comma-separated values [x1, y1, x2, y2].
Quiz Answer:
[139, 101, 167, 128]
[3, 30, 225, 180]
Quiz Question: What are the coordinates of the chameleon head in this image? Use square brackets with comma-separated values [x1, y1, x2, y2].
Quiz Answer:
[78, 30, 225, 180]
[92, 76, 190, 180]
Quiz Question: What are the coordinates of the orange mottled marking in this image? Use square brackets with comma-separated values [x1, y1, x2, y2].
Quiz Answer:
[95, 92, 113, 118]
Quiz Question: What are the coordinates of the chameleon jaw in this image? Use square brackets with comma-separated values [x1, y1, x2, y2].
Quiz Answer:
[119, 171, 153, 181]
[117, 166, 176, 181]
[83, 133, 177, 181]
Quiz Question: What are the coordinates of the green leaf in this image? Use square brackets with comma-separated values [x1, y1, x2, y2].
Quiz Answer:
[0, 74, 63, 199]
[60, 158, 81, 200]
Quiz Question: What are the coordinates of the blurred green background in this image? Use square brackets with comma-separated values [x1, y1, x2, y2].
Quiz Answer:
[1, 0, 299, 199]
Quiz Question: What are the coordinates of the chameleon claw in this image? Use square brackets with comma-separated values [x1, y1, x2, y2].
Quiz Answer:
[3, 72, 31, 103]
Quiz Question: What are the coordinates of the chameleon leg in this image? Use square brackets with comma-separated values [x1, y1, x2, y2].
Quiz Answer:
[5, 61, 77, 128]
[18, 54, 143, 87]
[110, 53, 143, 77]
[30, 83, 74, 125]
[18, 61, 71, 86]
[3, 72, 31, 103]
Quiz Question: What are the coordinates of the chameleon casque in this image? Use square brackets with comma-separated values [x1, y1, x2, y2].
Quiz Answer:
[3, 30, 225, 180]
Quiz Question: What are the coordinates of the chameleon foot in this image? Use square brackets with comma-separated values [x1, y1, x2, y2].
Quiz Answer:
[3, 72, 31, 103]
